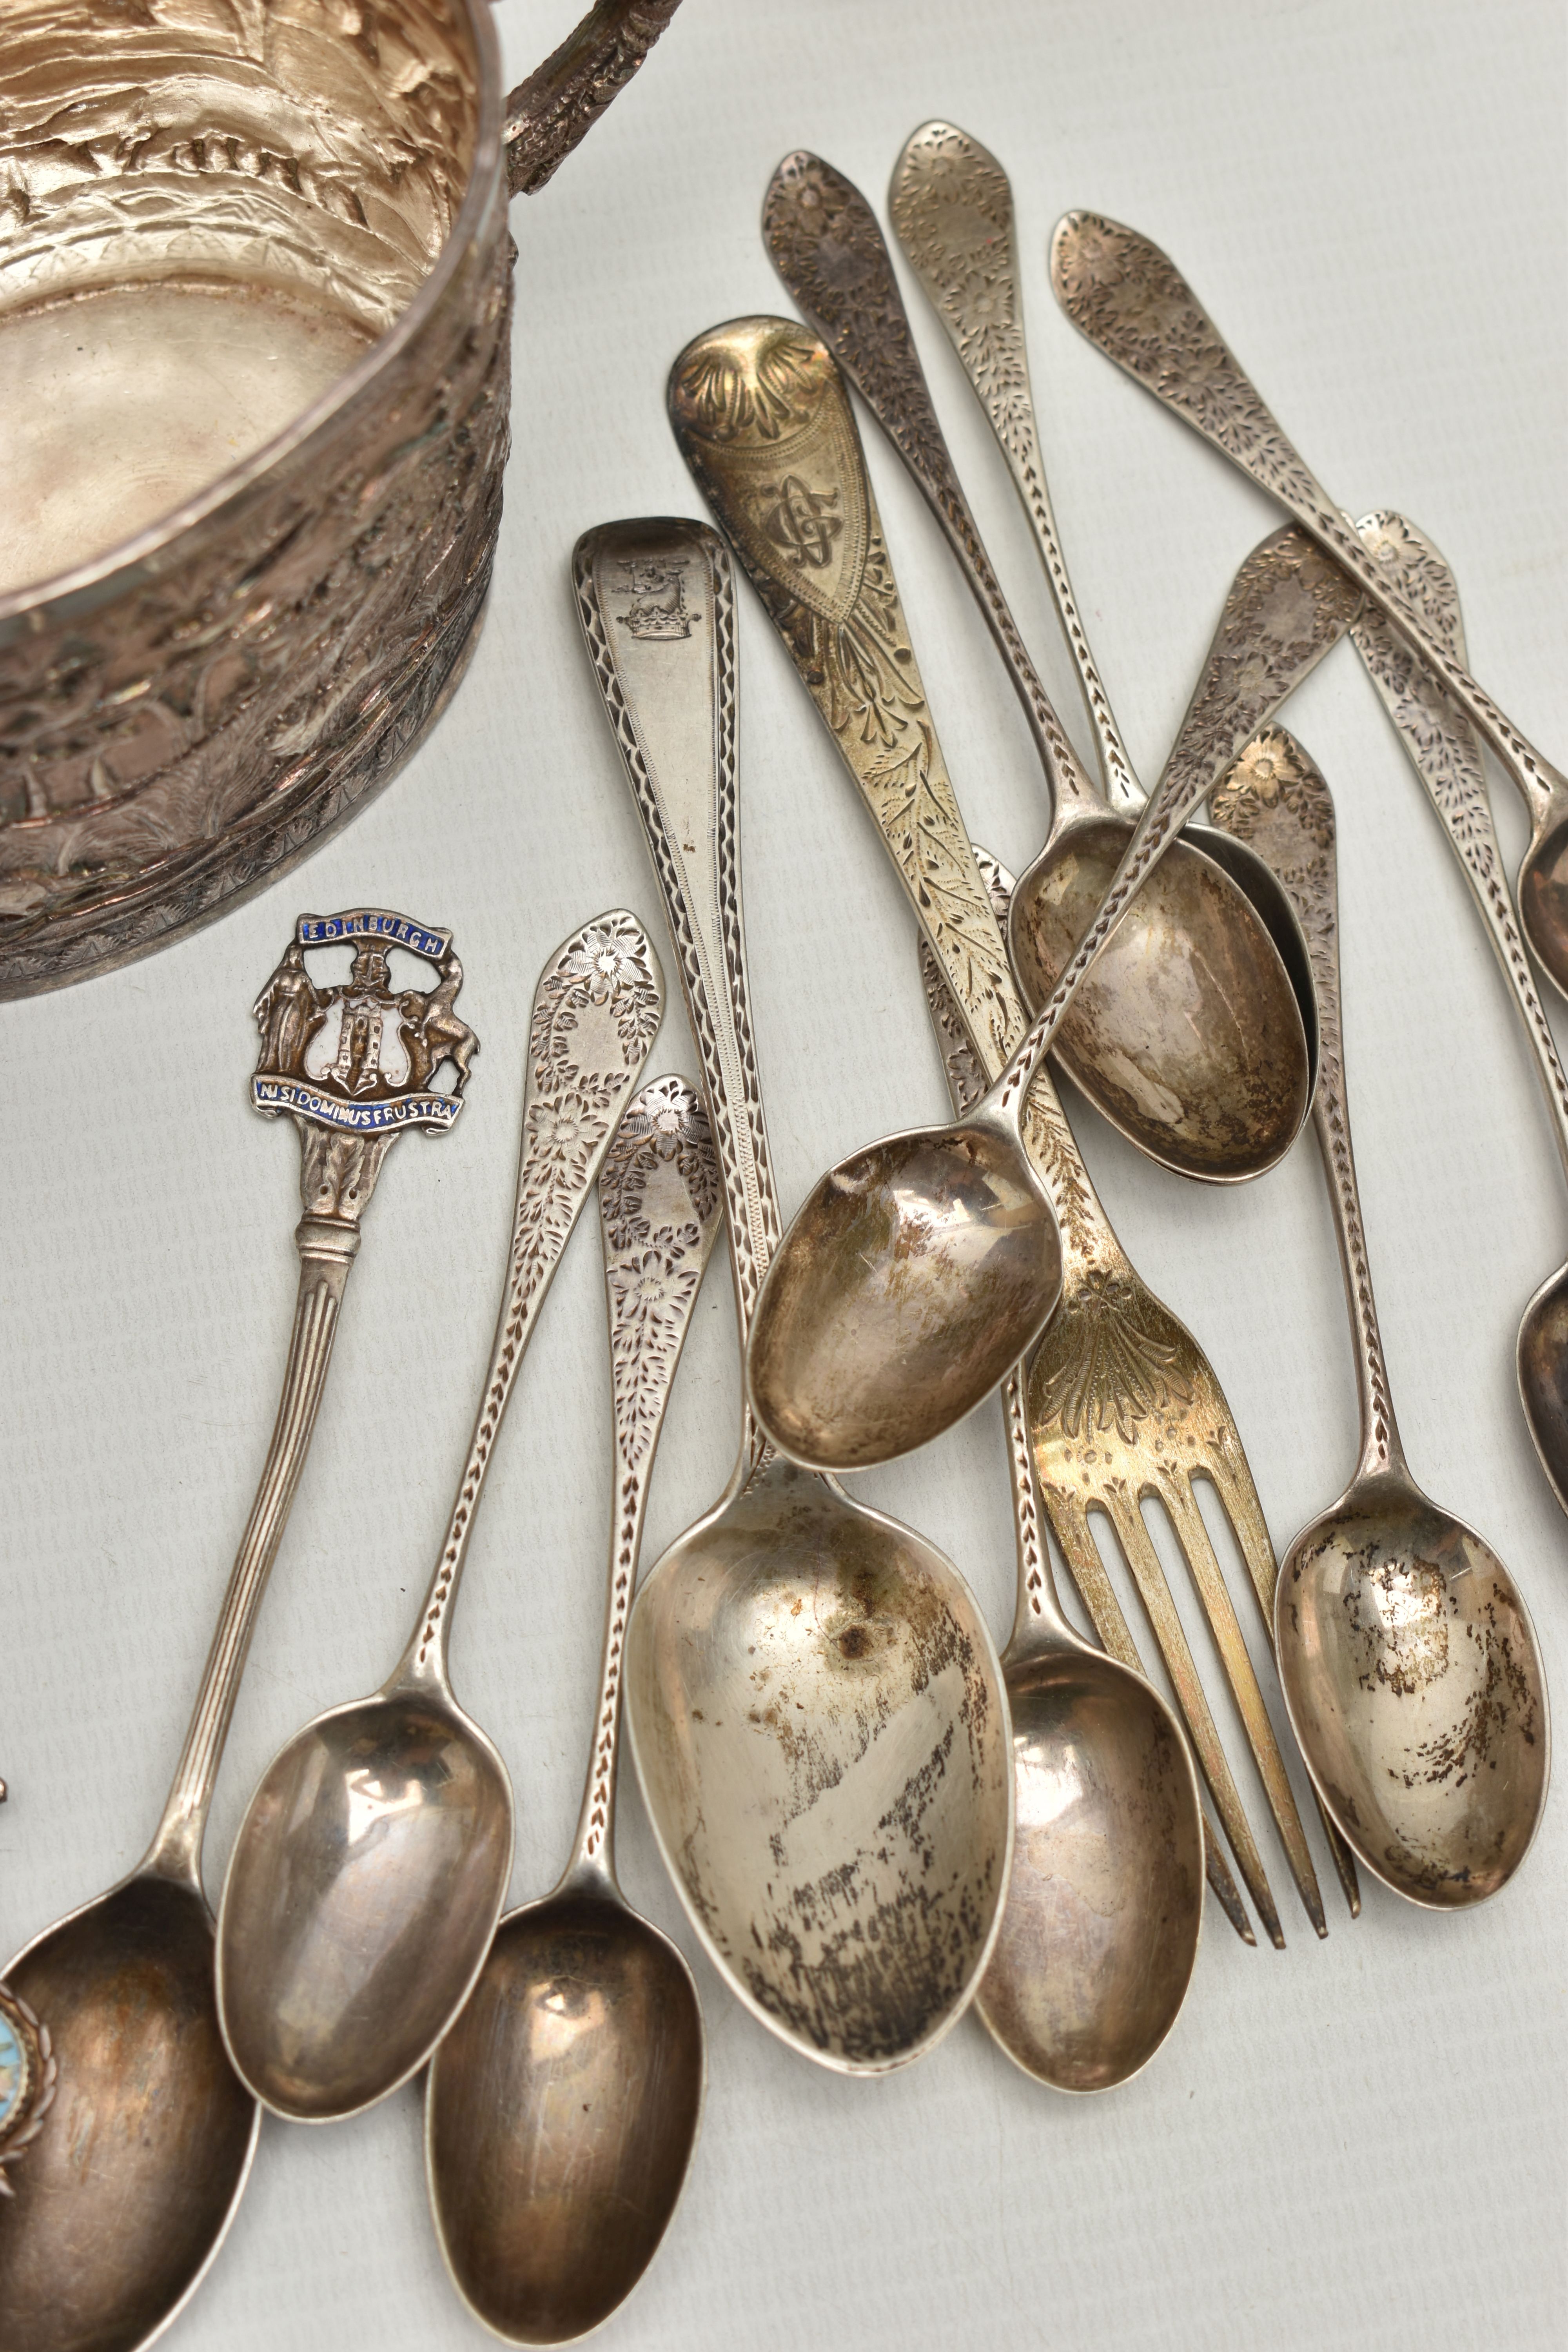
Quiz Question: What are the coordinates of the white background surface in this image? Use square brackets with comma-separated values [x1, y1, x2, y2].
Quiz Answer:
[3, 2, 1565, 2346]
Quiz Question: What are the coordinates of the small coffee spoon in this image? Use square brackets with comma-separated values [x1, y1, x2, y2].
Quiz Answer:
[216, 913, 664, 2122]
[427, 1076, 717, 2343]
[1348, 510, 1568, 1522]
[0, 909, 475, 2350]
[920, 897, 1204, 2085]
[577, 518, 1012, 2071]
[1210, 731, 1548, 1904]
[764, 144, 1313, 1183]
[1049, 209, 1568, 1004]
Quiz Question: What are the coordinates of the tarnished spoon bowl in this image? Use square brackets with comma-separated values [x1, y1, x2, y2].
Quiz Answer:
[216, 1690, 512, 2120]
[1518, 1263, 1568, 1512]
[0, 1878, 256, 2352]
[626, 1457, 1013, 2070]
[1517, 800, 1568, 1008]
[980, 1648, 1201, 2091]
[427, 1889, 702, 2344]
[1276, 1474, 1548, 1907]
[746, 1122, 1062, 1473]
[1009, 813, 1311, 1179]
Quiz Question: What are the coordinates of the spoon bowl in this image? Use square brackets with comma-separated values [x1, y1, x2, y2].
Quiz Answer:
[1009, 811, 1311, 1179]
[1517, 1262, 1568, 1513]
[216, 1689, 512, 2120]
[1516, 800, 1568, 1005]
[746, 1118, 1062, 1472]
[981, 1644, 1202, 2091]
[1276, 1474, 1548, 1907]
[428, 1887, 702, 2343]
[0, 1878, 256, 2352]
[627, 1456, 1013, 2070]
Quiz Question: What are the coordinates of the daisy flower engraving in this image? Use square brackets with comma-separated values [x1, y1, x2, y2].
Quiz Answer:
[528, 1091, 596, 1162]
[565, 926, 642, 1005]
[1055, 217, 1125, 305]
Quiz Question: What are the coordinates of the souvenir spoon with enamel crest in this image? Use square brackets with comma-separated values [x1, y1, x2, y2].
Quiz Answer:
[0, 909, 475, 2352]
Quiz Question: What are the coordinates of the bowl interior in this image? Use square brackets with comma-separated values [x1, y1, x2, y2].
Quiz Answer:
[0, 0, 485, 597]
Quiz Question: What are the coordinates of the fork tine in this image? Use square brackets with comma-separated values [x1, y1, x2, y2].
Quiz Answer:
[1036, 1488, 1257, 1945]
[1201, 1450, 1362, 1918]
[1054, 1484, 1285, 1949]
[1197, 1816, 1257, 1947]
[1160, 1477, 1328, 1938]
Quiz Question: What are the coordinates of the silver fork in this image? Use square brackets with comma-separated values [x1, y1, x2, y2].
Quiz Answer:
[920, 846, 1340, 1948]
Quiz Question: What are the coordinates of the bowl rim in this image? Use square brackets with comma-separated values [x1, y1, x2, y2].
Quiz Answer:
[0, 0, 506, 646]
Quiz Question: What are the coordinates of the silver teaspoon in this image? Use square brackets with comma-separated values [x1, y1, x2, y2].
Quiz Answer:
[426, 1075, 718, 2343]
[1349, 510, 1568, 1521]
[0, 909, 476, 2352]
[764, 145, 1313, 1184]
[575, 517, 1013, 2070]
[216, 911, 664, 2122]
[1210, 731, 1548, 1905]
[921, 882, 1204, 2084]
[1049, 211, 1568, 1004]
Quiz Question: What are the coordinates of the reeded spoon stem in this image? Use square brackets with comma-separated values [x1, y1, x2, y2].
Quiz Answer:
[146, 1200, 370, 1885]
[764, 149, 1095, 817]
[888, 121, 1140, 816]
[1351, 512, 1568, 1194]
[1212, 733, 1405, 1481]
[561, 1079, 724, 1895]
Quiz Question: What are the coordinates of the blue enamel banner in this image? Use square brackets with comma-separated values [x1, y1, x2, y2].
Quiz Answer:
[295, 909, 452, 958]
[251, 1076, 463, 1132]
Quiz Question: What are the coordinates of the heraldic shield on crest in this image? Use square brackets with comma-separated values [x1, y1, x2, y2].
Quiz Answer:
[251, 909, 478, 1135]
[0, 1976, 55, 2196]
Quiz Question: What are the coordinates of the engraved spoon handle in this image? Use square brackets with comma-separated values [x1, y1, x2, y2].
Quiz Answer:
[669, 319, 1033, 1087]
[1051, 212, 1565, 828]
[563, 1076, 723, 1892]
[889, 120, 1140, 815]
[574, 519, 783, 1474]
[144, 1194, 370, 1884]
[763, 151, 1096, 815]
[1209, 733, 1405, 1481]
[1351, 512, 1568, 1192]
[399, 913, 664, 1685]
